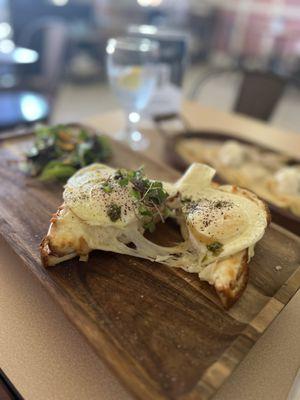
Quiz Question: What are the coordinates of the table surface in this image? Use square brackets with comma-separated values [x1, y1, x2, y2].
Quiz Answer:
[1, 101, 300, 400]
[88, 100, 300, 160]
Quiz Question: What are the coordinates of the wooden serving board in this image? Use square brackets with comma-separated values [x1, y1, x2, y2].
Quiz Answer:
[1, 133, 300, 400]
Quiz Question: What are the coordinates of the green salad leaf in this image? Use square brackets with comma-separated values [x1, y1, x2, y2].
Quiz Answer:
[24, 124, 112, 182]
[39, 161, 77, 182]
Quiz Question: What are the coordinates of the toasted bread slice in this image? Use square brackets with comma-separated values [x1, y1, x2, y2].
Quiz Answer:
[40, 205, 250, 308]
[40, 163, 269, 308]
[199, 249, 248, 308]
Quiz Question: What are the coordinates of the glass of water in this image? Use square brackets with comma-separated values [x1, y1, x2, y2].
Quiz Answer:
[106, 37, 159, 150]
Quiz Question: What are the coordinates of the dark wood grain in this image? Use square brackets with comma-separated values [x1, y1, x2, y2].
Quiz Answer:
[0, 383, 14, 400]
[0, 132, 300, 400]
[0, 380, 14, 400]
[0, 370, 23, 400]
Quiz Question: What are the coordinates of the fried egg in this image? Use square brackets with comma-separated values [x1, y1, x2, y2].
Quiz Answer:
[64, 164, 138, 227]
[174, 164, 268, 265]
[41, 162, 269, 308]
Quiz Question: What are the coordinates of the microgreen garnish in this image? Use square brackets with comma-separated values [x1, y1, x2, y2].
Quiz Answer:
[107, 203, 121, 222]
[131, 188, 142, 200]
[143, 221, 156, 233]
[138, 205, 152, 216]
[207, 241, 223, 255]
[114, 169, 129, 187]
[118, 178, 129, 187]
[112, 166, 171, 232]
[101, 181, 113, 193]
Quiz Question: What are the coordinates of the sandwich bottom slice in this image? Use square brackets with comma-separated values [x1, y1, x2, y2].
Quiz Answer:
[41, 163, 269, 308]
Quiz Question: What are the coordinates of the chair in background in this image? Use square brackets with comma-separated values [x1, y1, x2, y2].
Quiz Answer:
[0, 18, 68, 131]
[234, 71, 286, 121]
[190, 68, 288, 122]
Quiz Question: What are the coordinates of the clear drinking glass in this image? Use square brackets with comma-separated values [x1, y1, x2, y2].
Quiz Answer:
[106, 37, 158, 150]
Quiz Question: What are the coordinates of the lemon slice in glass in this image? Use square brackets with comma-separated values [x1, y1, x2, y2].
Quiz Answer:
[117, 66, 142, 90]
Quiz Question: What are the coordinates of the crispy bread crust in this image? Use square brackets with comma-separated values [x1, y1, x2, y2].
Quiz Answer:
[40, 236, 51, 268]
[40, 182, 268, 308]
[40, 238, 90, 267]
[40, 204, 90, 267]
[231, 185, 271, 225]
[40, 234, 78, 267]
[214, 250, 249, 309]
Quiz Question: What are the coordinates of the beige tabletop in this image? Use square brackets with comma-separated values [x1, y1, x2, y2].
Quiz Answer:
[1, 101, 300, 400]
[88, 100, 300, 160]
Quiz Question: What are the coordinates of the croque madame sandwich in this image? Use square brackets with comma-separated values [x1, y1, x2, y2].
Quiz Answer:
[41, 163, 270, 308]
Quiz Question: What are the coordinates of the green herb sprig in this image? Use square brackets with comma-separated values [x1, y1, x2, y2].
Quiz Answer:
[100, 181, 113, 193]
[107, 203, 121, 222]
[112, 167, 172, 232]
[207, 241, 223, 255]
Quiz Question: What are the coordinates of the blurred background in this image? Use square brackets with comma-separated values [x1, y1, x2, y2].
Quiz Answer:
[0, 0, 300, 132]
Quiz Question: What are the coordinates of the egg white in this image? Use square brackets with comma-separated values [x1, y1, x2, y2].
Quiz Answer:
[63, 162, 268, 270]
[64, 164, 138, 227]
[185, 186, 267, 265]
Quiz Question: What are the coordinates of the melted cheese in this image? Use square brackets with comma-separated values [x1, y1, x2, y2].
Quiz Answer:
[199, 250, 246, 290]
[43, 163, 268, 298]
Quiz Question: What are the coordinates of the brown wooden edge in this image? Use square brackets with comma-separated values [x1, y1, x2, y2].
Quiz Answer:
[2, 222, 300, 400]
[0, 369, 24, 400]
[183, 224, 300, 400]
[1, 129, 300, 400]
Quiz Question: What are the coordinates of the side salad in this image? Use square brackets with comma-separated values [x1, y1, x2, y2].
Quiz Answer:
[23, 124, 112, 182]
